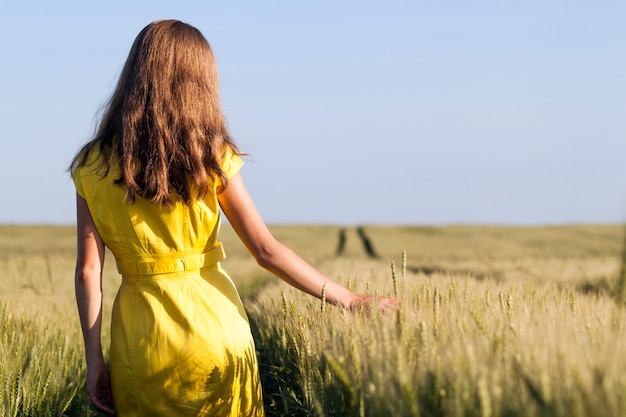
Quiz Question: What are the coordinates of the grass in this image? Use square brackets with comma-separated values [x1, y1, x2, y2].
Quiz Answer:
[249, 275, 626, 416]
[245, 225, 626, 416]
[0, 302, 87, 417]
[0, 224, 624, 416]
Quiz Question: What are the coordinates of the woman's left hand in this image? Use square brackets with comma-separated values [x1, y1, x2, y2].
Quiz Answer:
[347, 293, 401, 313]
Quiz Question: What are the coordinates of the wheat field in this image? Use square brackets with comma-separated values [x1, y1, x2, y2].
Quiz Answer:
[1, 224, 624, 416]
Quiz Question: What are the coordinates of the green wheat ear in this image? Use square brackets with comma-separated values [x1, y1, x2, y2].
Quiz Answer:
[402, 250, 407, 278]
[391, 260, 398, 298]
[281, 290, 288, 319]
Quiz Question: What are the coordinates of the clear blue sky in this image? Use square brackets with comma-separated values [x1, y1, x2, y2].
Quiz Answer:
[1, 1, 625, 225]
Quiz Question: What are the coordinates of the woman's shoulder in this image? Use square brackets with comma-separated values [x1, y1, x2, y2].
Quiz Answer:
[72, 147, 123, 200]
[220, 145, 244, 179]
[71, 145, 120, 199]
[75, 145, 118, 177]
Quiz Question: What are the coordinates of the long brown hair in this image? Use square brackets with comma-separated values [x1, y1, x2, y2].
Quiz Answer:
[70, 20, 240, 207]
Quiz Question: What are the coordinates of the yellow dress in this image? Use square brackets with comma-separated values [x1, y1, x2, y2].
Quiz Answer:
[73, 149, 264, 417]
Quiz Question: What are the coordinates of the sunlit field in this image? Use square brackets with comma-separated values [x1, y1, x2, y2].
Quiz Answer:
[1, 224, 624, 416]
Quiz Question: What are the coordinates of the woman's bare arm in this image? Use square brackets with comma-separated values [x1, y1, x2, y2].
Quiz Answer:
[218, 173, 398, 311]
[75, 194, 116, 415]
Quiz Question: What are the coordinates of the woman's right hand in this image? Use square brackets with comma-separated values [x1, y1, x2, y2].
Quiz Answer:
[86, 360, 116, 415]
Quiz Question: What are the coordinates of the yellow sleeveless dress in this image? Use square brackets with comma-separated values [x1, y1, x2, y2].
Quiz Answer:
[73, 149, 264, 417]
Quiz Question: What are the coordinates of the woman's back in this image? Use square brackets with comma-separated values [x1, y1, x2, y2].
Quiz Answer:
[73, 148, 242, 262]
[74, 146, 264, 416]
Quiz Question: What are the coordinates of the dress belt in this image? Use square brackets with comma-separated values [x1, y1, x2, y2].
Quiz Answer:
[115, 243, 226, 277]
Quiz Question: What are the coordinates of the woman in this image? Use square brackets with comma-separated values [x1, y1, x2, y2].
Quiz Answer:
[70, 20, 397, 416]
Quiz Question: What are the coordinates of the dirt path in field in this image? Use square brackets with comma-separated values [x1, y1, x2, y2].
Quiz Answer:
[334, 226, 500, 280]
[335, 226, 379, 259]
